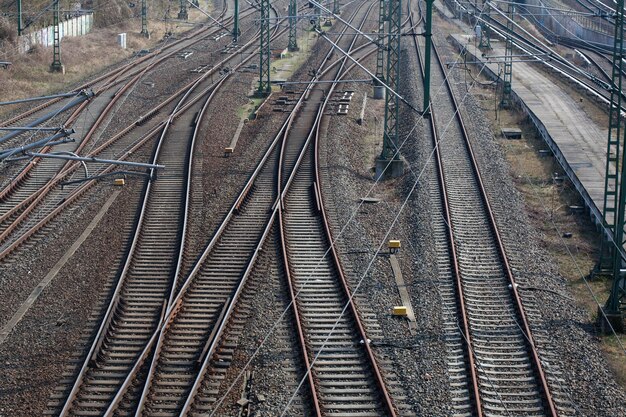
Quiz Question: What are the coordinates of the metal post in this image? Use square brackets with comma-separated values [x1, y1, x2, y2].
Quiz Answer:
[500, 3, 514, 108]
[17, 0, 23, 36]
[288, 0, 298, 51]
[478, 4, 490, 49]
[178, 0, 189, 20]
[601, 0, 626, 329]
[333, 0, 340, 15]
[381, 0, 400, 160]
[233, 0, 240, 42]
[257, 0, 271, 95]
[141, 0, 149, 37]
[423, 0, 433, 115]
[375, 0, 386, 83]
[50, 0, 64, 73]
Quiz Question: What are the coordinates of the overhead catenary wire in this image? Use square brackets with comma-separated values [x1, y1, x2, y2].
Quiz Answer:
[209, 1, 518, 413]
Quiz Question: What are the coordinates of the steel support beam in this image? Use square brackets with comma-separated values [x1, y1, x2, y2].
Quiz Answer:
[423, 0, 433, 115]
[0, 90, 94, 144]
[478, 4, 490, 49]
[601, 0, 626, 324]
[0, 129, 74, 160]
[375, 0, 386, 82]
[333, 0, 340, 15]
[500, 3, 514, 108]
[141, 0, 149, 37]
[288, 0, 298, 51]
[27, 152, 165, 171]
[233, 0, 240, 41]
[50, 0, 64, 73]
[179, 0, 189, 20]
[257, 0, 271, 96]
[17, 0, 23, 36]
[381, 0, 401, 160]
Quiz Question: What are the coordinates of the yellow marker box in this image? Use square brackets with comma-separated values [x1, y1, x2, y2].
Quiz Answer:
[393, 306, 408, 316]
[114, 178, 125, 186]
[388, 240, 401, 249]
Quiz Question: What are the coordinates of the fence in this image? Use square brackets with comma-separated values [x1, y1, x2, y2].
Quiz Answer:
[18, 13, 93, 53]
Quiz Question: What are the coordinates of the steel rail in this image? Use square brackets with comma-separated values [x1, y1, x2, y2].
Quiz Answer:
[408, 7, 484, 414]
[56, 64, 222, 417]
[179, 3, 377, 413]
[175, 4, 395, 415]
[0, 14, 266, 259]
[57, 4, 291, 414]
[0, 4, 237, 212]
[431, 39, 558, 415]
[275, 3, 377, 414]
[277, 1, 398, 414]
[129, 7, 288, 413]
[414, 5, 558, 414]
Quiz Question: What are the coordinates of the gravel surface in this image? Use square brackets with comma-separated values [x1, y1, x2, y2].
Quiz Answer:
[0, 2, 291, 414]
[435, 11, 626, 416]
[0, 180, 144, 417]
[318, 37, 452, 415]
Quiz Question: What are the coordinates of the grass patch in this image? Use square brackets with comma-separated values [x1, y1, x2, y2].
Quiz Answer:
[0, 8, 212, 117]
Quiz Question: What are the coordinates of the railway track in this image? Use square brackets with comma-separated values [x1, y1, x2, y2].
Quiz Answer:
[47, 5, 289, 415]
[277, 3, 397, 416]
[97, 2, 399, 416]
[0, 5, 270, 261]
[410, 6, 561, 416]
[0, 1, 254, 235]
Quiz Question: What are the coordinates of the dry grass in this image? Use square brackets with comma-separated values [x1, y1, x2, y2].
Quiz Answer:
[472, 82, 626, 390]
[0, 7, 210, 116]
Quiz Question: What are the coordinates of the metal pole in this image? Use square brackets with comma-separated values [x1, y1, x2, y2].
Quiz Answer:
[17, 0, 23, 36]
[333, 0, 340, 15]
[0, 91, 80, 105]
[50, 0, 64, 73]
[500, 3, 514, 108]
[423, 0, 433, 115]
[257, 0, 271, 96]
[141, 0, 149, 37]
[381, 0, 401, 160]
[288, 0, 298, 51]
[0, 129, 74, 160]
[179, 0, 189, 20]
[375, 0, 386, 82]
[479, 3, 491, 48]
[0, 90, 93, 144]
[26, 152, 165, 170]
[233, 0, 240, 42]
[602, 0, 626, 329]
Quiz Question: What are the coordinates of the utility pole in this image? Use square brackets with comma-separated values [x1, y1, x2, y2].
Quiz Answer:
[50, 0, 64, 73]
[374, 0, 385, 87]
[233, 0, 240, 42]
[257, 0, 271, 96]
[178, 0, 188, 20]
[375, 0, 385, 77]
[288, 0, 298, 51]
[599, 0, 626, 332]
[141, 0, 149, 37]
[500, 3, 514, 108]
[423, 0, 433, 115]
[17, 0, 23, 36]
[375, 0, 403, 179]
[478, 4, 491, 49]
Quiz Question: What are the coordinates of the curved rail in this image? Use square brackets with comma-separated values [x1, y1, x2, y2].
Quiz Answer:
[277, 1, 397, 415]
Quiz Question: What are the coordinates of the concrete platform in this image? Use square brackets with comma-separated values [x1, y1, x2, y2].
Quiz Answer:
[451, 34, 611, 233]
